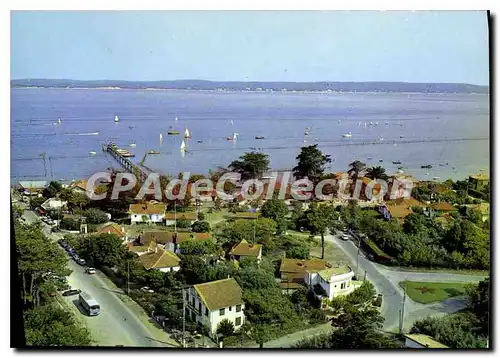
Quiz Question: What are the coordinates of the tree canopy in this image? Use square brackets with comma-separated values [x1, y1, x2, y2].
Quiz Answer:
[228, 152, 270, 180]
[260, 198, 289, 235]
[191, 220, 211, 233]
[293, 145, 331, 182]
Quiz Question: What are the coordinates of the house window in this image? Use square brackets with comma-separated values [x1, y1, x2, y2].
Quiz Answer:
[341, 282, 346, 289]
[192, 298, 195, 307]
[219, 308, 225, 316]
[235, 317, 242, 326]
[185, 292, 189, 300]
[236, 304, 242, 312]
[229, 306, 232, 311]
[198, 302, 201, 312]
[205, 307, 209, 317]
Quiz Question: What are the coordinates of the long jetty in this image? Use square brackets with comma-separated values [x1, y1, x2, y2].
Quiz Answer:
[103, 143, 149, 183]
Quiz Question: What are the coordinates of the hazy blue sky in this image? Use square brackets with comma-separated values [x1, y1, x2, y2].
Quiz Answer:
[11, 11, 489, 85]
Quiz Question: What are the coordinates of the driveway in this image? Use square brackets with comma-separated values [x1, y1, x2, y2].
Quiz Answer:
[326, 233, 487, 332]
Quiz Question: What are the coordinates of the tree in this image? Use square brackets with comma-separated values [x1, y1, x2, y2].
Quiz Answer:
[176, 219, 192, 229]
[12, 204, 24, 221]
[191, 220, 211, 233]
[219, 218, 277, 246]
[261, 199, 289, 235]
[293, 145, 331, 182]
[347, 160, 366, 180]
[178, 239, 218, 256]
[365, 166, 388, 181]
[15, 223, 71, 308]
[30, 196, 46, 210]
[306, 203, 336, 259]
[86, 233, 127, 268]
[286, 245, 309, 259]
[82, 208, 108, 224]
[347, 281, 376, 305]
[217, 319, 235, 339]
[466, 278, 489, 335]
[24, 304, 93, 346]
[228, 152, 270, 180]
[198, 212, 205, 221]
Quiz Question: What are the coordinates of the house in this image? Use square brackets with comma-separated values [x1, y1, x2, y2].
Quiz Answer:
[19, 180, 48, 195]
[96, 222, 127, 241]
[469, 173, 489, 191]
[229, 239, 263, 263]
[385, 204, 413, 219]
[40, 198, 67, 211]
[431, 202, 456, 212]
[129, 202, 166, 224]
[279, 258, 330, 292]
[164, 212, 198, 226]
[404, 334, 449, 349]
[306, 265, 355, 309]
[139, 231, 214, 253]
[466, 202, 490, 222]
[126, 240, 157, 256]
[138, 247, 181, 272]
[185, 278, 245, 339]
[70, 180, 89, 193]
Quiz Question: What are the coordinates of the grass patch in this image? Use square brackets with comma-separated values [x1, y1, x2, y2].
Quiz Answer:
[399, 281, 472, 304]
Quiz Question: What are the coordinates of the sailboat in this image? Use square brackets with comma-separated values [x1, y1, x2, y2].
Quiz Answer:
[184, 128, 191, 139]
[342, 132, 352, 138]
[180, 140, 186, 151]
[57, 118, 62, 125]
[364, 122, 367, 128]
[89, 151, 96, 156]
[175, 117, 178, 121]
[159, 133, 163, 140]
[227, 132, 238, 141]
[114, 115, 119, 123]
[129, 143, 136, 147]
[230, 120, 234, 125]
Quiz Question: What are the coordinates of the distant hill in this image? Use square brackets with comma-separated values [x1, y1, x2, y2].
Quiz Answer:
[10, 78, 489, 94]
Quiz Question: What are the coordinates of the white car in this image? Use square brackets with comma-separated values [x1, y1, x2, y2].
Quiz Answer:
[86, 267, 96, 274]
[341, 234, 349, 241]
[141, 286, 155, 293]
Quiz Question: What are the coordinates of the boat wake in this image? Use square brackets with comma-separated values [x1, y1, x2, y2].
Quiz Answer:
[65, 132, 100, 136]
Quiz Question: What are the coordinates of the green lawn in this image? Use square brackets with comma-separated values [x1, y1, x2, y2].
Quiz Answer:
[399, 281, 473, 304]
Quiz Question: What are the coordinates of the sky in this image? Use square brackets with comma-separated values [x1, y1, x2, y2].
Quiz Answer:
[11, 11, 489, 85]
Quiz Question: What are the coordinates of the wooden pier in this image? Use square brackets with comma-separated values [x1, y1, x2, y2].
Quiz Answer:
[103, 143, 149, 183]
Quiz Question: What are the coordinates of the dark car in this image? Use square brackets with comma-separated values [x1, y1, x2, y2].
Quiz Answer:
[58, 239, 67, 248]
[62, 289, 81, 297]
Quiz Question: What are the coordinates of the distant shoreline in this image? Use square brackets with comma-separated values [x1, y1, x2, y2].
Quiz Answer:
[10, 86, 489, 95]
[10, 79, 489, 94]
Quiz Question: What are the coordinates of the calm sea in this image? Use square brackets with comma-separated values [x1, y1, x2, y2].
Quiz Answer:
[10, 88, 490, 185]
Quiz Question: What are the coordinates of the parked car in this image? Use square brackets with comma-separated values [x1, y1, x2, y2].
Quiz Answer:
[62, 289, 81, 297]
[77, 258, 86, 266]
[58, 239, 68, 248]
[341, 234, 349, 241]
[141, 286, 155, 293]
[86, 267, 96, 274]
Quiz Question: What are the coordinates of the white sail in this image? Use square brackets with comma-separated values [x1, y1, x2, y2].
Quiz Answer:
[230, 120, 234, 125]
[180, 140, 186, 151]
[57, 118, 62, 125]
[114, 115, 119, 122]
[175, 117, 178, 121]
[233, 132, 238, 141]
[185, 128, 190, 137]
[159, 133, 163, 140]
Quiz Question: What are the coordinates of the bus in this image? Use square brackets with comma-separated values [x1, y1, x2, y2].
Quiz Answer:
[79, 291, 100, 316]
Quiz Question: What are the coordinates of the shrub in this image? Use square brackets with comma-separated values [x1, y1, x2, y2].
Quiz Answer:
[83, 208, 108, 224]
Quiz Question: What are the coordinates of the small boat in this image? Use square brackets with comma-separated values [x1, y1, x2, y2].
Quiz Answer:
[197, 140, 203, 143]
[384, 121, 389, 125]
[379, 137, 384, 141]
[226, 132, 238, 141]
[364, 122, 367, 128]
[304, 131, 310, 135]
[397, 166, 404, 170]
[128, 126, 134, 130]
[114, 115, 119, 123]
[369, 121, 374, 125]
[392, 161, 402, 165]
[230, 120, 234, 125]
[255, 136, 265, 140]
[433, 177, 440, 180]
[180, 140, 186, 151]
[184, 128, 191, 139]
[168, 130, 179, 135]
[338, 120, 341, 124]
[379, 159, 384, 162]
[57, 118, 62, 125]
[129, 143, 136, 147]
[397, 169, 404, 174]
[367, 156, 373, 160]
[305, 126, 312, 130]
[421, 165, 432, 169]
[303, 140, 307, 143]
[148, 150, 160, 154]
[159, 133, 163, 140]
[175, 117, 178, 121]
[375, 121, 379, 126]
[342, 132, 352, 138]
[89, 151, 96, 155]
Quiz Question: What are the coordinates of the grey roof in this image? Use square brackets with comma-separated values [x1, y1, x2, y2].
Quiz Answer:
[19, 181, 49, 189]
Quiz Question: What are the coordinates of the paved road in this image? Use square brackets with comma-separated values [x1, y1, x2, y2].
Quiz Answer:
[327, 232, 487, 331]
[19, 206, 171, 347]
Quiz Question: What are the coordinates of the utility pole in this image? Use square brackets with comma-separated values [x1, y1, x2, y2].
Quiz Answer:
[182, 287, 186, 348]
[174, 203, 177, 233]
[363, 270, 367, 282]
[400, 283, 407, 334]
[355, 235, 361, 280]
[127, 261, 130, 295]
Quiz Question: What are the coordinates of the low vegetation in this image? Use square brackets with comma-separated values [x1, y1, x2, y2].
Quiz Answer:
[399, 281, 471, 304]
